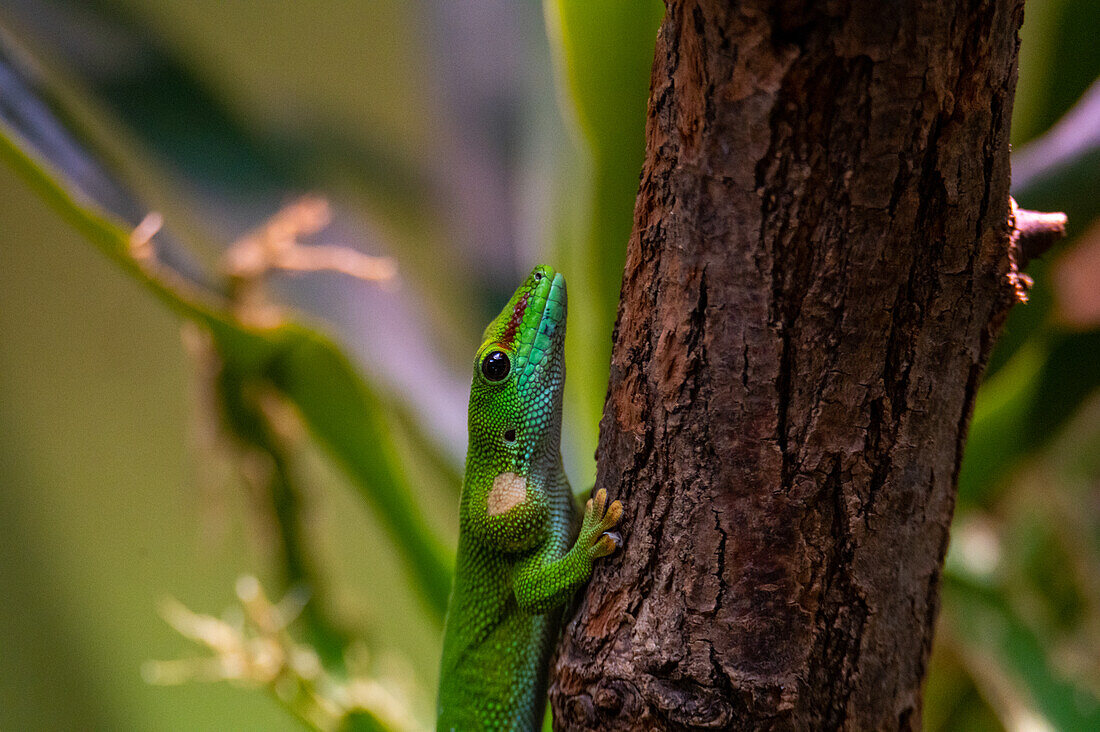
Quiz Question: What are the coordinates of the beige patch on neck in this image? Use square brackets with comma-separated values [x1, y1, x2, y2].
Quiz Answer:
[487, 471, 527, 516]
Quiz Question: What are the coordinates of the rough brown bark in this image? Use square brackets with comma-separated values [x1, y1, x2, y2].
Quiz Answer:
[551, 1, 1027, 729]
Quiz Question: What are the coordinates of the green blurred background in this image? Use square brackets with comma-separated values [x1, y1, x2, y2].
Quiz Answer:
[0, 1, 1098, 729]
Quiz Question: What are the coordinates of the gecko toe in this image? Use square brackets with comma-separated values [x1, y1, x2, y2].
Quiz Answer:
[605, 499, 623, 528]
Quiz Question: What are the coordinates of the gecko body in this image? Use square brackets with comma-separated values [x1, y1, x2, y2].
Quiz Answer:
[436, 265, 622, 731]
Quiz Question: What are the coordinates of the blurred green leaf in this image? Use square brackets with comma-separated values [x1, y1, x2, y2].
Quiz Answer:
[0, 123, 452, 618]
[0, 0, 432, 212]
[544, 0, 662, 485]
[924, 642, 1002, 732]
[1013, 0, 1100, 146]
[960, 323, 1100, 510]
[958, 342, 1044, 508]
[944, 574, 1100, 730]
[268, 329, 452, 613]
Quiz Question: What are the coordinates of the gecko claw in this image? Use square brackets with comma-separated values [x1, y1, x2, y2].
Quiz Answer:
[591, 531, 622, 559]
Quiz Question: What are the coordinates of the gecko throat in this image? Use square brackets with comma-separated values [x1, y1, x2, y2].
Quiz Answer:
[487, 472, 527, 516]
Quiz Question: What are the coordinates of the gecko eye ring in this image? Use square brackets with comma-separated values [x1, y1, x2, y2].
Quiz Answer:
[481, 350, 511, 381]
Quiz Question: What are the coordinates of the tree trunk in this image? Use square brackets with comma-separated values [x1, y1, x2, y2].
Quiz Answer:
[550, 1, 1026, 729]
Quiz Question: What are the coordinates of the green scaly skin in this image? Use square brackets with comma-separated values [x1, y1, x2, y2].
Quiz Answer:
[436, 264, 623, 731]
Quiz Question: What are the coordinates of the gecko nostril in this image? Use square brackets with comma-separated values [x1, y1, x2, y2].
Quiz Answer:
[503, 428, 517, 443]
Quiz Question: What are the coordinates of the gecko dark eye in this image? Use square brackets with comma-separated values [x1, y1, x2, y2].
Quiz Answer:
[533, 272, 543, 281]
[481, 350, 511, 382]
[503, 428, 516, 443]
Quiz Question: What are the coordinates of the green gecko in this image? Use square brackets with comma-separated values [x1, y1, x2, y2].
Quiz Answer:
[436, 264, 624, 731]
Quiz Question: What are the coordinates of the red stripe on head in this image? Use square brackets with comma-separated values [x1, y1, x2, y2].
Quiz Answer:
[500, 292, 529, 347]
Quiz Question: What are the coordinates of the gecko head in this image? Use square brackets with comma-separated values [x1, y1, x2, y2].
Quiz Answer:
[467, 264, 567, 470]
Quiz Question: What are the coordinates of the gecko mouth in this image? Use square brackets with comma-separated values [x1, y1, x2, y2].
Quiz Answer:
[513, 271, 566, 388]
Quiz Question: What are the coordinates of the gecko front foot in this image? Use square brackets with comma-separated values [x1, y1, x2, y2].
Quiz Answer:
[579, 488, 624, 559]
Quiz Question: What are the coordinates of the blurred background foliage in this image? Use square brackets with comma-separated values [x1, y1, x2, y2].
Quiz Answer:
[0, 1, 1097, 730]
